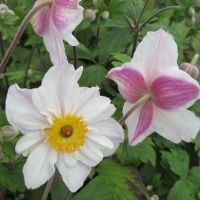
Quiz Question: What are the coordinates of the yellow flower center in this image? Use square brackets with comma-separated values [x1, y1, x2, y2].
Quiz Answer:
[48, 115, 88, 153]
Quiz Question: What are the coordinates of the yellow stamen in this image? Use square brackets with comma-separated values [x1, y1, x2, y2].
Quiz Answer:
[48, 115, 88, 153]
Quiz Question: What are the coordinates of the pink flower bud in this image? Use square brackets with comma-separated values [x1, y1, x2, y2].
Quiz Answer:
[179, 63, 199, 79]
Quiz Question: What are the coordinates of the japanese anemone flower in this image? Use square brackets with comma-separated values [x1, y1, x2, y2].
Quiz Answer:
[108, 29, 200, 146]
[31, 0, 83, 65]
[6, 64, 124, 192]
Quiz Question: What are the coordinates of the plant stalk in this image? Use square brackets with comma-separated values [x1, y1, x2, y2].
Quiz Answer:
[23, 45, 35, 87]
[0, 0, 52, 74]
[41, 175, 55, 200]
[119, 94, 150, 125]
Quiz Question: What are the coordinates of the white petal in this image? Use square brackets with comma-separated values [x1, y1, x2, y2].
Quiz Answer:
[63, 153, 77, 167]
[40, 65, 83, 116]
[56, 154, 91, 192]
[153, 107, 200, 143]
[87, 133, 114, 149]
[6, 84, 48, 133]
[23, 142, 57, 189]
[89, 118, 124, 141]
[123, 101, 153, 146]
[70, 87, 99, 114]
[64, 34, 79, 46]
[77, 96, 116, 123]
[32, 85, 62, 120]
[15, 132, 44, 154]
[132, 29, 178, 78]
[43, 19, 68, 66]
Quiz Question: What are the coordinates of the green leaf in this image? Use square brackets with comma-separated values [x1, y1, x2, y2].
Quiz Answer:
[167, 179, 196, 200]
[51, 176, 69, 200]
[79, 65, 107, 87]
[117, 138, 156, 166]
[73, 159, 137, 200]
[161, 148, 189, 177]
[112, 52, 131, 63]
[0, 163, 25, 192]
[0, 108, 8, 127]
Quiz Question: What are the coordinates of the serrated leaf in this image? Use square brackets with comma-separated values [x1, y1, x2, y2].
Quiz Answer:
[117, 138, 156, 166]
[161, 148, 189, 178]
[0, 163, 25, 192]
[167, 179, 196, 200]
[79, 65, 107, 87]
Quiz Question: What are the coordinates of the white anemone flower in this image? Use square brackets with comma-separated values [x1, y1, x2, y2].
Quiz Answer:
[6, 64, 124, 192]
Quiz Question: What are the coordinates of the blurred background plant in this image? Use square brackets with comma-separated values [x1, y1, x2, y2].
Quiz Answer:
[1, 0, 200, 199]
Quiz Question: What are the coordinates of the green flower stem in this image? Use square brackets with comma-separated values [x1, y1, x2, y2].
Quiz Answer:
[0, 0, 52, 74]
[131, 0, 149, 56]
[42, 174, 55, 200]
[140, 6, 181, 30]
[119, 94, 150, 125]
[23, 45, 36, 87]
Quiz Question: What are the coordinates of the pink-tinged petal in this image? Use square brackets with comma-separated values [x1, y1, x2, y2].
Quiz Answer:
[6, 85, 49, 134]
[56, 154, 91, 192]
[108, 65, 148, 104]
[23, 142, 57, 189]
[43, 19, 68, 66]
[153, 107, 200, 143]
[151, 75, 199, 110]
[52, 3, 83, 45]
[55, 0, 78, 9]
[123, 101, 154, 146]
[30, 0, 50, 35]
[132, 29, 178, 78]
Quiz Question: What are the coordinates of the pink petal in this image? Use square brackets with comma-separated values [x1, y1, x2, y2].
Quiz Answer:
[52, 2, 83, 40]
[108, 66, 148, 104]
[31, 1, 50, 35]
[151, 75, 199, 110]
[132, 29, 178, 78]
[130, 101, 154, 145]
[55, 0, 78, 9]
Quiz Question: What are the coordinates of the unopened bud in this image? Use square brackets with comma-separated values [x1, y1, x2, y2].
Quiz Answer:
[179, 63, 199, 79]
[101, 11, 110, 20]
[28, 69, 33, 76]
[189, 7, 196, 16]
[151, 194, 159, 200]
[0, 4, 14, 16]
[84, 9, 96, 22]
[93, 0, 98, 7]
[146, 185, 153, 191]
[0, 126, 19, 141]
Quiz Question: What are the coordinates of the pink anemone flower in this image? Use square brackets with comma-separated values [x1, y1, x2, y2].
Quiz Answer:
[108, 29, 200, 146]
[31, 0, 83, 65]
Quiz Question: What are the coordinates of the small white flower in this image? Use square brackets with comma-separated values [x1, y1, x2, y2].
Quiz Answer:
[6, 64, 124, 192]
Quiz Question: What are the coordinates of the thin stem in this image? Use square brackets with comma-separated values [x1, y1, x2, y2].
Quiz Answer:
[140, 6, 180, 29]
[23, 46, 35, 87]
[0, 32, 9, 88]
[42, 175, 55, 200]
[131, 0, 149, 56]
[64, 191, 72, 200]
[0, 188, 6, 200]
[136, 0, 149, 25]
[0, 0, 52, 74]
[73, 46, 77, 68]
[119, 94, 150, 125]
[191, 54, 199, 66]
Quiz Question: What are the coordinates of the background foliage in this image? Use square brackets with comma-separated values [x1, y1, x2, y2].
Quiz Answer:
[1, 0, 200, 199]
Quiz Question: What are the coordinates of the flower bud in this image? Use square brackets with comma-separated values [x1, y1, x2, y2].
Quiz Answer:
[0, 4, 14, 16]
[151, 194, 159, 200]
[101, 11, 110, 20]
[189, 7, 196, 16]
[84, 9, 96, 22]
[179, 63, 199, 79]
[0, 126, 19, 141]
